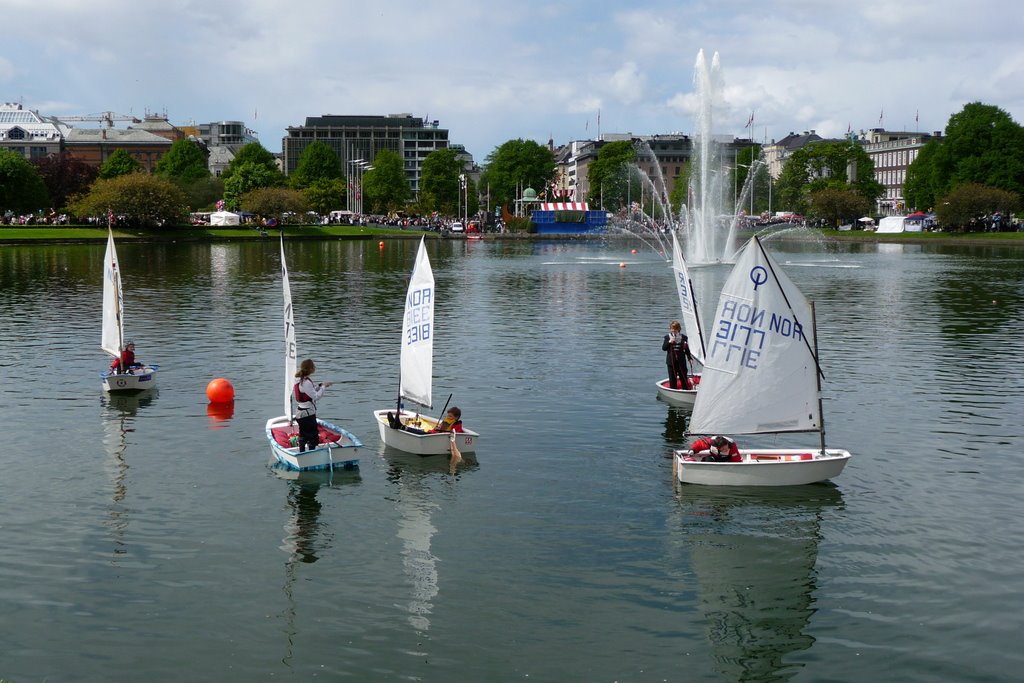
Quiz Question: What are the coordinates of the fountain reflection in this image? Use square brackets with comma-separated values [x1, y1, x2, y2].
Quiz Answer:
[673, 485, 844, 681]
[381, 446, 479, 632]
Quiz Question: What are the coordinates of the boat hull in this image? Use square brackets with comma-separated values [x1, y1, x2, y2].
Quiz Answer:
[655, 376, 700, 407]
[373, 409, 479, 456]
[265, 415, 362, 471]
[673, 448, 851, 486]
[102, 366, 159, 393]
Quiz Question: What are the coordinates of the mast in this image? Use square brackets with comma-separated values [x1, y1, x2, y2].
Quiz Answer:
[811, 301, 826, 455]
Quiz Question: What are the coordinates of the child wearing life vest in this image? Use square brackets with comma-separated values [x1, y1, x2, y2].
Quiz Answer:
[293, 359, 332, 452]
[689, 435, 741, 462]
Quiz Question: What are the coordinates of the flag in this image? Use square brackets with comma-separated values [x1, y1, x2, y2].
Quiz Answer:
[107, 207, 114, 227]
[745, 111, 754, 129]
[915, 109, 919, 124]
[847, 122, 851, 134]
[879, 108, 883, 126]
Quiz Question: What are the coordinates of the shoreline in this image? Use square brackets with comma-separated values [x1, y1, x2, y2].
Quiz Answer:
[0, 226, 1021, 247]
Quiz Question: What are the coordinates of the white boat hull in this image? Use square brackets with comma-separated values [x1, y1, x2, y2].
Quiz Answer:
[373, 409, 479, 456]
[102, 366, 159, 393]
[266, 415, 362, 471]
[674, 448, 851, 486]
[655, 376, 700, 407]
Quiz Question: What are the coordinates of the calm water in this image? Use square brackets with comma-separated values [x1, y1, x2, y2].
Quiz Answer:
[0, 236, 1022, 682]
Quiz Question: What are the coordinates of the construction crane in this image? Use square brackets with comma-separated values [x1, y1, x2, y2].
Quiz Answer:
[59, 112, 142, 128]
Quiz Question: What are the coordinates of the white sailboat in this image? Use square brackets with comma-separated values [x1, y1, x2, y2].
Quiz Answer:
[266, 236, 361, 471]
[373, 237, 480, 455]
[673, 236, 851, 486]
[656, 229, 706, 407]
[100, 227, 158, 392]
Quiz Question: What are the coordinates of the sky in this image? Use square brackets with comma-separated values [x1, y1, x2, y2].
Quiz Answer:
[4, 0, 1023, 162]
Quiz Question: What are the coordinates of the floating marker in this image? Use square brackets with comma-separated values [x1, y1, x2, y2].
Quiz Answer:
[206, 377, 235, 403]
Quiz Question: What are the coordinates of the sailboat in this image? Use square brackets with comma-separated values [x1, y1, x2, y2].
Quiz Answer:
[373, 237, 480, 455]
[100, 227, 159, 392]
[656, 229, 706, 407]
[265, 236, 362, 471]
[673, 236, 851, 486]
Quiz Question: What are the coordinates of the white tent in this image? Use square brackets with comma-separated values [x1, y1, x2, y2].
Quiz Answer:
[876, 216, 906, 233]
[210, 210, 240, 226]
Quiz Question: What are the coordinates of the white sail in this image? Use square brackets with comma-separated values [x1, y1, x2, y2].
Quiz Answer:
[101, 228, 124, 358]
[688, 237, 820, 435]
[280, 237, 297, 418]
[671, 229, 705, 365]
[399, 237, 434, 408]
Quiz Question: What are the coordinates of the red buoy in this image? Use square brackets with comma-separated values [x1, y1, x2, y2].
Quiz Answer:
[206, 377, 235, 403]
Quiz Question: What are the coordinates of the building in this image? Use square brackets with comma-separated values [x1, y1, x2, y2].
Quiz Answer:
[60, 126, 172, 172]
[763, 131, 824, 179]
[0, 102, 62, 161]
[281, 113, 455, 196]
[182, 120, 260, 176]
[857, 128, 941, 215]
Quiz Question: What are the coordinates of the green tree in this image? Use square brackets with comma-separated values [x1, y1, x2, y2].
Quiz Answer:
[182, 177, 225, 211]
[32, 151, 98, 211]
[155, 139, 210, 185]
[776, 140, 881, 214]
[223, 161, 283, 211]
[933, 182, 1020, 232]
[0, 149, 49, 213]
[303, 177, 345, 215]
[240, 187, 308, 224]
[362, 149, 409, 214]
[806, 187, 872, 226]
[906, 102, 1024, 210]
[222, 142, 280, 181]
[98, 149, 144, 179]
[669, 163, 692, 216]
[479, 139, 556, 211]
[419, 148, 464, 215]
[290, 141, 342, 189]
[66, 172, 187, 228]
[586, 140, 637, 210]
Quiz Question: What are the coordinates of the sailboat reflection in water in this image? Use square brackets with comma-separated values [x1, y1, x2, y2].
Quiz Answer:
[674, 486, 844, 681]
[384, 450, 478, 632]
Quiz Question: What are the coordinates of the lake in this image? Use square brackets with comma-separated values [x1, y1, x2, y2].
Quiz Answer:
[0, 236, 1021, 682]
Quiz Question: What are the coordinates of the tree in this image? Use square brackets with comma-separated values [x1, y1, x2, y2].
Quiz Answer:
[223, 161, 283, 211]
[182, 177, 225, 212]
[933, 183, 1020, 232]
[155, 139, 210, 185]
[32, 152, 98, 211]
[419, 147, 464, 215]
[906, 102, 1024, 210]
[806, 187, 871, 226]
[222, 142, 280, 181]
[776, 140, 882, 214]
[479, 139, 556, 211]
[586, 140, 636, 210]
[290, 141, 342, 189]
[66, 172, 187, 228]
[0, 150, 49, 213]
[98, 149, 143, 179]
[240, 187, 308, 223]
[362, 149, 409, 214]
[303, 178, 345, 215]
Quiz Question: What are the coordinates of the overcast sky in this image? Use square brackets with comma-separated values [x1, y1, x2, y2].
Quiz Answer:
[4, 0, 1022, 161]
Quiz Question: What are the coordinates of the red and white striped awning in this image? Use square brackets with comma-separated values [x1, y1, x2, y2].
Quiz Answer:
[540, 202, 589, 211]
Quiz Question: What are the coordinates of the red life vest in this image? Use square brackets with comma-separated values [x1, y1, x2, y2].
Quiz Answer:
[294, 381, 312, 403]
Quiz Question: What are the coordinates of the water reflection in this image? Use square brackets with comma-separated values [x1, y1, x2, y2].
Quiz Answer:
[273, 465, 361, 667]
[206, 400, 235, 427]
[382, 447, 479, 632]
[660, 406, 690, 448]
[673, 485, 844, 682]
[100, 390, 157, 560]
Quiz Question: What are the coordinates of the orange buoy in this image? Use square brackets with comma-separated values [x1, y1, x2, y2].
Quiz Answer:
[206, 377, 235, 403]
[631, 249, 637, 254]
[619, 262, 627, 268]
[379, 241, 385, 248]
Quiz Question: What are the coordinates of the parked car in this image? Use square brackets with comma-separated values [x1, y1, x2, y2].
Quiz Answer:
[450, 222, 465, 233]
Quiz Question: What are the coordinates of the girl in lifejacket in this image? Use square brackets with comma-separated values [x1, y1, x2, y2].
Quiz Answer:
[689, 435, 741, 462]
[293, 359, 332, 452]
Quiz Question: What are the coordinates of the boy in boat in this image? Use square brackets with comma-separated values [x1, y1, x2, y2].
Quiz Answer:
[109, 340, 142, 374]
[689, 435, 741, 462]
[662, 321, 694, 390]
[388, 407, 464, 434]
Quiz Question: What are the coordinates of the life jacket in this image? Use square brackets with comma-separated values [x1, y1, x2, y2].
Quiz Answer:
[293, 378, 316, 416]
[294, 382, 312, 403]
